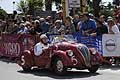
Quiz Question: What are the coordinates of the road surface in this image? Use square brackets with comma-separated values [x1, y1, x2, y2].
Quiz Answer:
[0, 58, 120, 80]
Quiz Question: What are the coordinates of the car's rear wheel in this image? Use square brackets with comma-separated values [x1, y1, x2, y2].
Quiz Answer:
[52, 57, 67, 75]
[88, 65, 99, 73]
[21, 55, 31, 72]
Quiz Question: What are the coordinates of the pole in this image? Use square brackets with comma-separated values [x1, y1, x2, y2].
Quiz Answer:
[13, 1, 15, 11]
[62, 0, 66, 22]
[80, 0, 83, 13]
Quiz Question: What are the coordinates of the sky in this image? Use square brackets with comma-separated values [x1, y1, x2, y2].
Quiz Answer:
[0, 0, 113, 14]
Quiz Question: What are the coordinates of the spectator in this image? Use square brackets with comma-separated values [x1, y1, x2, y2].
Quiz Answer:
[52, 29, 67, 43]
[26, 15, 33, 23]
[90, 18, 108, 36]
[65, 16, 75, 34]
[17, 23, 28, 34]
[99, 15, 108, 26]
[89, 13, 95, 20]
[73, 14, 80, 32]
[34, 20, 42, 33]
[52, 20, 64, 34]
[21, 16, 27, 23]
[10, 24, 20, 34]
[113, 14, 120, 30]
[46, 16, 53, 26]
[79, 13, 96, 36]
[107, 18, 119, 34]
[39, 18, 49, 34]
[7, 19, 15, 33]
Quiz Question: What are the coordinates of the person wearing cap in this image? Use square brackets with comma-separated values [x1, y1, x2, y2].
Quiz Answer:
[107, 18, 119, 34]
[52, 19, 64, 34]
[17, 23, 29, 34]
[34, 34, 49, 56]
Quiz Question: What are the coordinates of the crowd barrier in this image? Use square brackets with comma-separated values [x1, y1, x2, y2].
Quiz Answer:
[0, 34, 36, 58]
[0, 32, 103, 58]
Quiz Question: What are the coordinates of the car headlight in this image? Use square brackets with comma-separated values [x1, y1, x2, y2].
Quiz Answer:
[66, 50, 73, 57]
[90, 48, 97, 54]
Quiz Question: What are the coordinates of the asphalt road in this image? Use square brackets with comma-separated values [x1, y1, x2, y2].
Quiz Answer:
[0, 58, 120, 80]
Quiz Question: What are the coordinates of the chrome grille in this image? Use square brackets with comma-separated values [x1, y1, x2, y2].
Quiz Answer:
[77, 45, 90, 66]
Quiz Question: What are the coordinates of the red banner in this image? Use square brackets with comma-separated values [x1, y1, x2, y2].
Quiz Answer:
[0, 34, 35, 58]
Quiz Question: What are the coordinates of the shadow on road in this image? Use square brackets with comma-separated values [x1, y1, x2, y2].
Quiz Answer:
[100, 65, 120, 70]
[18, 69, 100, 79]
[0, 57, 15, 63]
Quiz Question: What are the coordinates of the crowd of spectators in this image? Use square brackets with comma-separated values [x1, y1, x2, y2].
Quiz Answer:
[0, 10, 120, 37]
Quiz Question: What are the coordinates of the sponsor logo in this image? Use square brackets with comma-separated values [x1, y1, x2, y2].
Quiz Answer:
[105, 39, 117, 52]
[4, 43, 20, 56]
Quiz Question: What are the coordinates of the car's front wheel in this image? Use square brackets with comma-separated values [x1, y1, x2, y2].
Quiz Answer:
[88, 65, 99, 73]
[52, 57, 67, 75]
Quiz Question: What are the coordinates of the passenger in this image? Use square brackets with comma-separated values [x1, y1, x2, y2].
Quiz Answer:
[34, 34, 49, 56]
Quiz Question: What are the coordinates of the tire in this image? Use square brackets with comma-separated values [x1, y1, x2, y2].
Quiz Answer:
[52, 57, 67, 75]
[22, 66, 31, 72]
[88, 65, 99, 73]
[21, 55, 31, 72]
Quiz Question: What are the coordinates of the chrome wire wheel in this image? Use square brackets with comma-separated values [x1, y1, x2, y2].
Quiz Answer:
[52, 57, 67, 75]
[56, 60, 64, 72]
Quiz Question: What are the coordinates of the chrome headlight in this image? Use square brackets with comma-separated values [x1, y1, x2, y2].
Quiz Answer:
[66, 50, 73, 57]
[90, 48, 97, 54]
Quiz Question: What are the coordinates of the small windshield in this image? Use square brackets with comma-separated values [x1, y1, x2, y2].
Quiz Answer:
[50, 35, 77, 43]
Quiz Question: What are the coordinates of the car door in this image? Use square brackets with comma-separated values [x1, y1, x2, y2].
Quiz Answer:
[34, 48, 51, 68]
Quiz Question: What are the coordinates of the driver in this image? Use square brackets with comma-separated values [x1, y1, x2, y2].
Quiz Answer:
[34, 34, 49, 56]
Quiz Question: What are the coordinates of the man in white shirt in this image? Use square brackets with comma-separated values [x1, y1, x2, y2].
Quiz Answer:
[34, 34, 49, 56]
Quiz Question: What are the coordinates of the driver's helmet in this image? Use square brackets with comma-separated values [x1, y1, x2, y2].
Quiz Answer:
[40, 34, 48, 44]
[40, 34, 48, 39]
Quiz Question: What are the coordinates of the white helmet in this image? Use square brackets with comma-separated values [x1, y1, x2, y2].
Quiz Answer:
[40, 34, 48, 39]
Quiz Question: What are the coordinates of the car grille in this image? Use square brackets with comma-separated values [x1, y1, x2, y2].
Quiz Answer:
[77, 45, 91, 67]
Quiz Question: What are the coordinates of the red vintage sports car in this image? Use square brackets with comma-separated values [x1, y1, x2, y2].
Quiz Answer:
[17, 35, 102, 75]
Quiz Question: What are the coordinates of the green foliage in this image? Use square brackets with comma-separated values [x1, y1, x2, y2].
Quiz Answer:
[0, 7, 7, 20]
[99, 2, 114, 17]
[17, 0, 43, 15]
[86, 0, 114, 17]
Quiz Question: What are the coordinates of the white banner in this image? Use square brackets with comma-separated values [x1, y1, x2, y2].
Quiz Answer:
[102, 34, 120, 57]
[68, 0, 80, 8]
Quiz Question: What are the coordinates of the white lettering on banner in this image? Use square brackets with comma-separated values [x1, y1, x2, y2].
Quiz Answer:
[4, 43, 20, 56]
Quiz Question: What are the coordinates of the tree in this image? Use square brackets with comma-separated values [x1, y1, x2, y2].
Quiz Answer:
[0, 7, 7, 20]
[113, 0, 120, 6]
[45, 0, 62, 11]
[17, 0, 43, 15]
[45, 0, 52, 11]
[92, 0, 101, 17]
